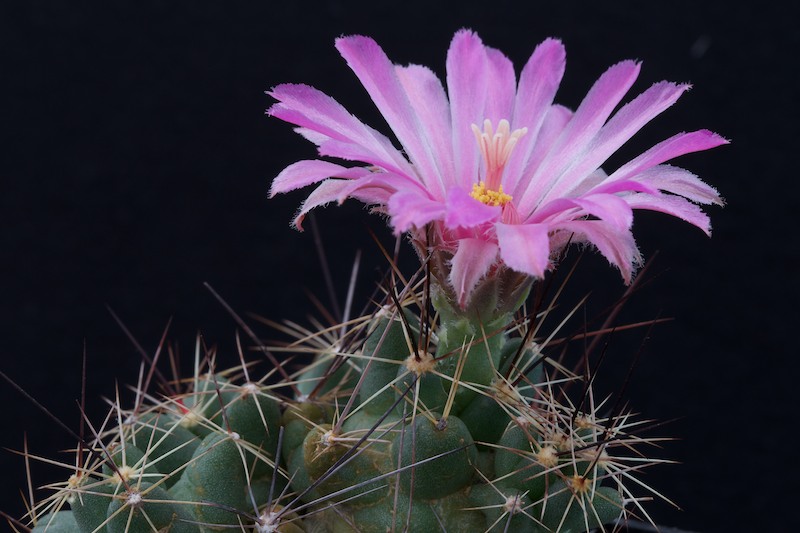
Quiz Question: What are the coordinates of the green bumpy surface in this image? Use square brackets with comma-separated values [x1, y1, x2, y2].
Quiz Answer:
[32, 313, 623, 532]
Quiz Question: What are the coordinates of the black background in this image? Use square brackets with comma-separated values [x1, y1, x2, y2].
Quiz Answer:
[1, 2, 796, 531]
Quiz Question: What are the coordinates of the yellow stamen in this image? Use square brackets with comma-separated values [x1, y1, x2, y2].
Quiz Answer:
[470, 118, 527, 207]
[470, 181, 513, 207]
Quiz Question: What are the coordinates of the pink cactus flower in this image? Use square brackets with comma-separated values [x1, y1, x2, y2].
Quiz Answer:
[268, 30, 726, 307]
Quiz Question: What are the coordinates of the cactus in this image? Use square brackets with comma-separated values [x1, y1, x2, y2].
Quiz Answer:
[8, 27, 725, 533]
[10, 263, 674, 533]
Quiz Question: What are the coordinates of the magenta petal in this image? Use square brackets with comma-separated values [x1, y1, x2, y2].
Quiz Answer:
[444, 187, 500, 229]
[388, 191, 447, 233]
[557, 219, 641, 282]
[315, 138, 411, 174]
[333, 172, 408, 205]
[625, 193, 712, 235]
[395, 64, 454, 194]
[587, 178, 660, 196]
[505, 38, 566, 193]
[496, 223, 551, 277]
[596, 81, 689, 150]
[335, 36, 445, 195]
[293, 127, 330, 146]
[608, 129, 729, 182]
[268, 83, 413, 176]
[483, 46, 516, 123]
[512, 104, 573, 198]
[518, 60, 641, 213]
[447, 29, 488, 189]
[630, 165, 723, 205]
[270, 160, 371, 196]
[569, 194, 634, 231]
[561, 60, 642, 143]
[292, 179, 353, 230]
[542, 81, 690, 202]
[449, 238, 499, 308]
[527, 193, 632, 232]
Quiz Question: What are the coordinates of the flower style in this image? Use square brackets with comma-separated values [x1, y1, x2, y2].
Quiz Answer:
[268, 30, 726, 307]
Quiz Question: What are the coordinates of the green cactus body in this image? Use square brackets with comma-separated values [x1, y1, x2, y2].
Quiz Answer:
[69, 475, 115, 532]
[285, 440, 323, 504]
[458, 390, 513, 446]
[358, 315, 413, 417]
[102, 442, 163, 487]
[105, 482, 193, 533]
[435, 314, 508, 413]
[468, 484, 540, 533]
[295, 351, 360, 400]
[300, 425, 389, 505]
[31, 511, 81, 533]
[338, 495, 439, 533]
[394, 362, 448, 413]
[282, 401, 332, 457]
[127, 412, 201, 485]
[177, 374, 240, 437]
[180, 432, 252, 528]
[535, 481, 623, 532]
[392, 413, 477, 500]
[20, 288, 651, 533]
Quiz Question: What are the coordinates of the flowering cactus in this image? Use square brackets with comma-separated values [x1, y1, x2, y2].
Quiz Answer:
[12, 29, 724, 533]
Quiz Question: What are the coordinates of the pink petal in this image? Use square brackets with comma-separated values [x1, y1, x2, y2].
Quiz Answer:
[447, 29, 489, 189]
[293, 127, 330, 146]
[395, 64, 454, 195]
[315, 138, 412, 173]
[292, 179, 353, 230]
[335, 36, 445, 196]
[505, 38, 566, 194]
[559, 60, 642, 145]
[567, 167, 608, 197]
[555, 219, 641, 283]
[567, 194, 634, 231]
[607, 129, 729, 183]
[541, 81, 690, 203]
[586, 178, 660, 196]
[495, 223, 551, 277]
[518, 60, 641, 213]
[268, 83, 413, 176]
[270, 160, 371, 196]
[625, 193, 712, 235]
[334, 172, 419, 205]
[527, 193, 633, 232]
[388, 190, 447, 233]
[484, 46, 516, 124]
[630, 165, 723, 205]
[444, 187, 500, 229]
[511, 104, 573, 199]
[449, 238, 499, 308]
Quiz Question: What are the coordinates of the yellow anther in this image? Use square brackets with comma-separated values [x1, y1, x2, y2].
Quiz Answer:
[470, 181, 513, 207]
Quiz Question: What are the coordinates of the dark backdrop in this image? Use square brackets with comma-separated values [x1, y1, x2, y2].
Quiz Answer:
[1, 2, 795, 531]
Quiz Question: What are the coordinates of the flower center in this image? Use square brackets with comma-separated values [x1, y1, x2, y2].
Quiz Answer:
[470, 118, 527, 206]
